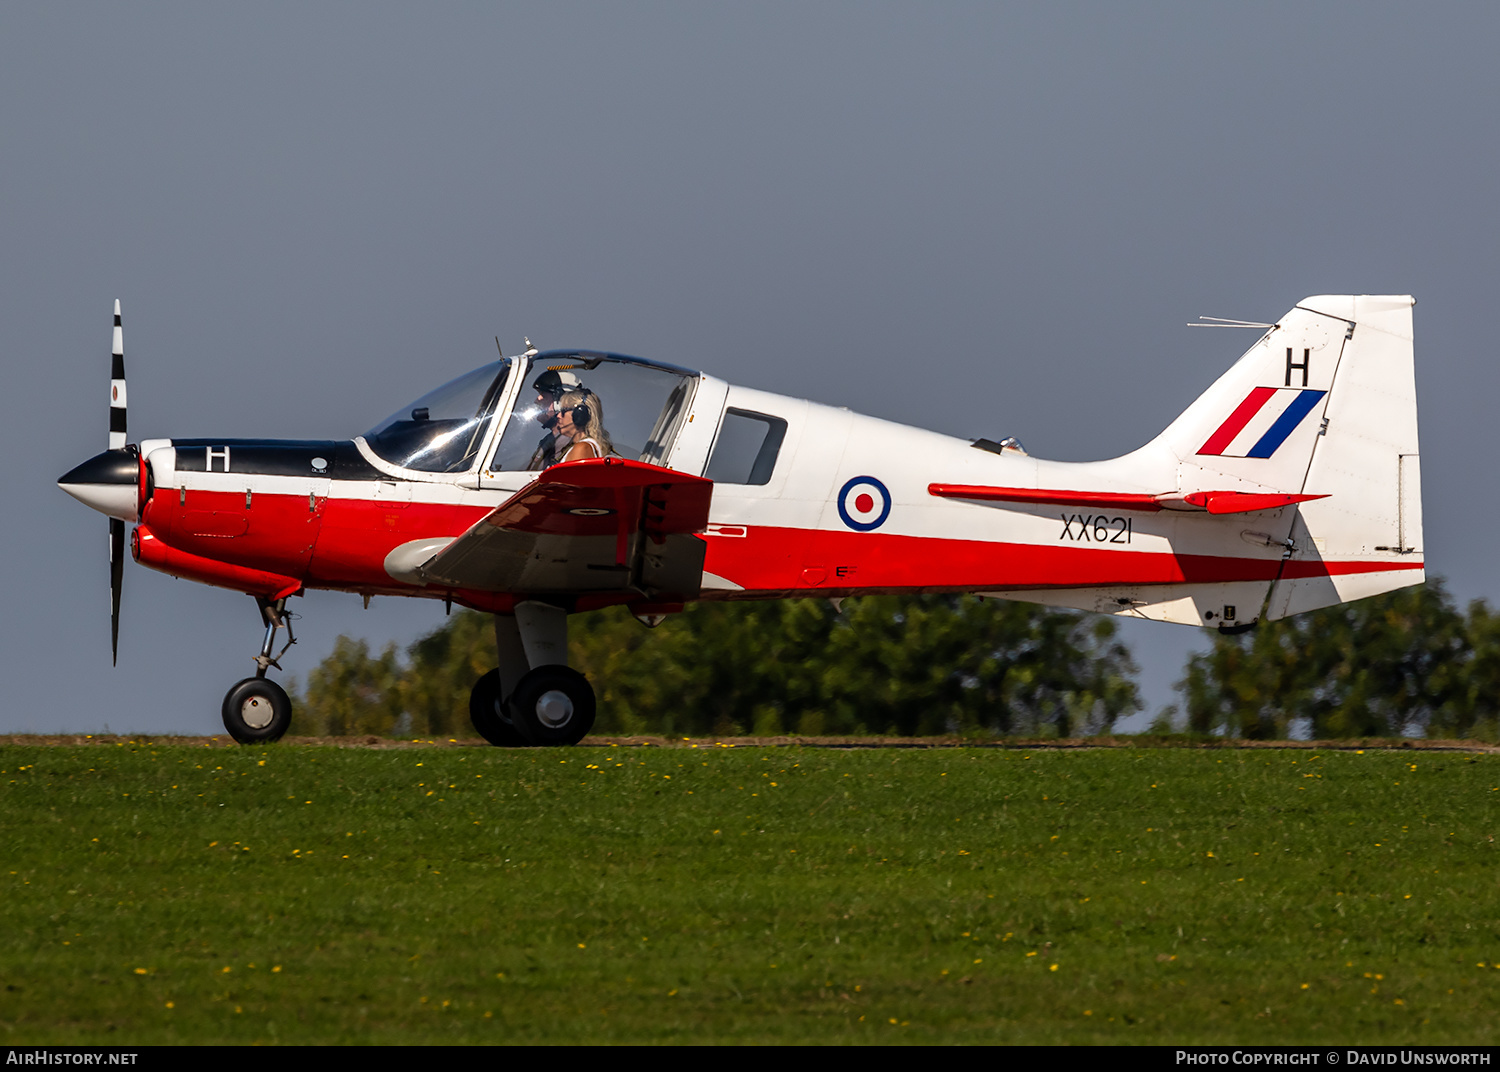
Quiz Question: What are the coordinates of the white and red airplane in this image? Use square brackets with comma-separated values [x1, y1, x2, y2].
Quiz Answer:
[60, 295, 1423, 746]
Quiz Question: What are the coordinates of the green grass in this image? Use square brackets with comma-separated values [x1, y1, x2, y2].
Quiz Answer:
[1, 741, 1497, 1044]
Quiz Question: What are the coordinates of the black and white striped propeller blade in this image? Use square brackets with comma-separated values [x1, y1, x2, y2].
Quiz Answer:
[109, 300, 126, 666]
[110, 520, 123, 665]
[110, 300, 126, 450]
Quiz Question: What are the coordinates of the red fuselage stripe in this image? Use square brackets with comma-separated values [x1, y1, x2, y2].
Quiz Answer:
[138, 489, 1421, 599]
[703, 524, 1422, 593]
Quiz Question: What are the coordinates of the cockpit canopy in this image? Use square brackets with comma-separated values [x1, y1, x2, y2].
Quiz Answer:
[362, 351, 699, 475]
[489, 352, 696, 472]
[364, 359, 512, 473]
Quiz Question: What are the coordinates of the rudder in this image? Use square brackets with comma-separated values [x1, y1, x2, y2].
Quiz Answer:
[1264, 295, 1424, 618]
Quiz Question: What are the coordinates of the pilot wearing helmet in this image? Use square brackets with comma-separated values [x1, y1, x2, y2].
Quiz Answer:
[526, 368, 583, 470]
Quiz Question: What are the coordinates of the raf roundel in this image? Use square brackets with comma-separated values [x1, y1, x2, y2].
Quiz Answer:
[837, 476, 891, 531]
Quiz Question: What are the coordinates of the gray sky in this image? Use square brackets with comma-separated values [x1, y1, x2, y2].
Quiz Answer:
[5, 3, 1495, 733]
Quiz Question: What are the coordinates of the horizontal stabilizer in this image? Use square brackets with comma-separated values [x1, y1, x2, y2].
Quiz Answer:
[928, 483, 1327, 516]
[928, 483, 1164, 511]
[1161, 491, 1329, 515]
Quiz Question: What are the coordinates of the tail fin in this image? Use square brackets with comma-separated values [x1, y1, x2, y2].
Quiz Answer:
[991, 296, 1422, 630]
[1155, 294, 1424, 619]
[1263, 295, 1423, 618]
[1155, 301, 1351, 495]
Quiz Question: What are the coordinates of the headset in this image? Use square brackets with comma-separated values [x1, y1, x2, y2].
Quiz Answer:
[569, 392, 594, 431]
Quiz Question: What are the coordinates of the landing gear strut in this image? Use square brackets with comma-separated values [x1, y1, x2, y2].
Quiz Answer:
[221, 596, 296, 744]
[251, 596, 297, 675]
[470, 601, 596, 747]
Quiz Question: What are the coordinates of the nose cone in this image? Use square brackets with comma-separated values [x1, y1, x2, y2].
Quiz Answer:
[59, 450, 139, 521]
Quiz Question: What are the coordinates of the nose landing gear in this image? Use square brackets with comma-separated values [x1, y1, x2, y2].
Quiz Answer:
[222, 677, 292, 744]
[221, 596, 297, 744]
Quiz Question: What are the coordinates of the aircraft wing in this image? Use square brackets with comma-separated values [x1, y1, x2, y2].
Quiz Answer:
[419, 458, 713, 601]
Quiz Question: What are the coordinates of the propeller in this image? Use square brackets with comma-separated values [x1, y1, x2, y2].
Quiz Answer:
[57, 300, 141, 665]
[108, 300, 127, 665]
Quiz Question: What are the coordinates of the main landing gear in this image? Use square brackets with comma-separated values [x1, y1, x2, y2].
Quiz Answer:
[212, 594, 595, 747]
[469, 669, 528, 747]
[470, 601, 596, 747]
[221, 596, 296, 744]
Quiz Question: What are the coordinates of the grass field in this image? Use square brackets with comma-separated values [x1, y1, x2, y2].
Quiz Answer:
[1, 739, 1496, 1045]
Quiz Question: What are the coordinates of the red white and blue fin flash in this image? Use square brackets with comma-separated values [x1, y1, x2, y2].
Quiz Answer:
[1198, 387, 1326, 459]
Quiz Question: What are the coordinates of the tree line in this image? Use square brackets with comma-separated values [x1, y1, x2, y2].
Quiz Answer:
[291, 594, 1140, 738]
[1177, 580, 1500, 740]
[291, 581, 1500, 741]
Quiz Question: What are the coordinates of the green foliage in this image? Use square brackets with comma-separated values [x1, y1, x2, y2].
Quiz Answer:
[573, 595, 1140, 737]
[399, 610, 498, 737]
[1454, 599, 1500, 742]
[293, 636, 402, 737]
[292, 613, 495, 737]
[1179, 580, 1498, 739]
[295, 596, 1141, 738]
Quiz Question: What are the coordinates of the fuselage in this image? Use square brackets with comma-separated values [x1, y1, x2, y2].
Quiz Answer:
[60, 339, 1422, 625]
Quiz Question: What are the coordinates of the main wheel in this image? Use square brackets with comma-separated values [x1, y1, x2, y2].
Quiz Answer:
[469, 669, 530, 747]
[221, 677, 292, 744]
[508, 665, 596, 746]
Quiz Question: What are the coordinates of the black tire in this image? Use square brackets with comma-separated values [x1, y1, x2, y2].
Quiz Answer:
[221, 677, 292, 744]
[469, 668, 530, 747]
[508, 665, 596, 746]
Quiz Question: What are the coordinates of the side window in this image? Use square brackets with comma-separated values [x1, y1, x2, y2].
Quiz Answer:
[640, 379, 691, 466]
[705, 409, 787, 486]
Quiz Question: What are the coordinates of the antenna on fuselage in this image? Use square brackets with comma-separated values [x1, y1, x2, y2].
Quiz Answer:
[522, 337, 539, 358]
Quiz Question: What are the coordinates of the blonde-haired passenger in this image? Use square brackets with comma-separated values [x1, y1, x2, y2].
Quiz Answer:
[553, 388, 613, 463]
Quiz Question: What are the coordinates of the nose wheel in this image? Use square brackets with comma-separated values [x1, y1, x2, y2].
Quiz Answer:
[222, 677, 293, 744]
[221, 595, 297, 744]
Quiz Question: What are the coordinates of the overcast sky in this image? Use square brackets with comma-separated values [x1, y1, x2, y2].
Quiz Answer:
[5, 3, 1496, 734]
